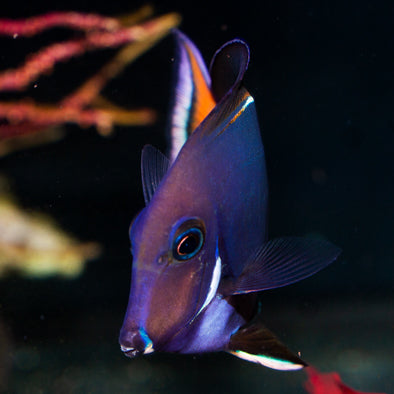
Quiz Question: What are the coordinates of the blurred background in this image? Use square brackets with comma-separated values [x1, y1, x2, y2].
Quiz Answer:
[0, 0, 392, 393]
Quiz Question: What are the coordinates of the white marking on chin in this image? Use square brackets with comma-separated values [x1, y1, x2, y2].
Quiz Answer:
[143, 343, 154, 354]
[120, 345, 134, 353]
[196, 255, 222, 317]
[229, 350, 304, 371]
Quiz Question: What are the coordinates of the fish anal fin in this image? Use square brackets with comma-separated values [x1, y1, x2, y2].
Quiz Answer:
[228, 322, 307, 371]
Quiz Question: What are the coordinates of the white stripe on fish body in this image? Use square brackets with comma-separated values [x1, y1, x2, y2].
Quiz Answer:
[197, 254, 221, 316]
[181, 294, 246, 354]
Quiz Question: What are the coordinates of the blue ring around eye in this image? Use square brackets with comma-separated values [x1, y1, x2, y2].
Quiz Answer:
[172, 227, 204, 261]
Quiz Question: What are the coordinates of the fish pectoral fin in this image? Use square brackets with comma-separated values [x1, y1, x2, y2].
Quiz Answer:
[228, 322, 306, 371]
[141, 145, 170, 205]
[219, 237, 341, 295]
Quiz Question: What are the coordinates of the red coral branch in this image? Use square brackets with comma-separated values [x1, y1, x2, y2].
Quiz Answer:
[0, 9, 181, 155]
[0, 13, 179, 91]
[0, 101, 156, 135]
[0, 12, 120, 37]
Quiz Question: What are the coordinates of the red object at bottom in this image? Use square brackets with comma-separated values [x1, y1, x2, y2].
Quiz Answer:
[304, 366, 386, 394]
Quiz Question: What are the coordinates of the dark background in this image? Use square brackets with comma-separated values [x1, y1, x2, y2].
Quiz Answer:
[0, 1, 393, 393]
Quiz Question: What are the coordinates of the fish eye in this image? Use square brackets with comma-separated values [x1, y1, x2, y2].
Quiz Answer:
[172, 221, 205, 261]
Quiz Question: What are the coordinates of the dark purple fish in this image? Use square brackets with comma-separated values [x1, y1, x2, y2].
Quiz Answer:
[119, 31, 340, 370]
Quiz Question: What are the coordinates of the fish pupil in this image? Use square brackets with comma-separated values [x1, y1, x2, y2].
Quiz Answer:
[178, 234, 199, 255]
[173, 227, 204, 261]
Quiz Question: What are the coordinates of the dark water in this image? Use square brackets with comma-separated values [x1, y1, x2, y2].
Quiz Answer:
[0, 1, 393, 393]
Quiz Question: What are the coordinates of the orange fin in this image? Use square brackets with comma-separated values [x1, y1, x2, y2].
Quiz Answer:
[168, 30, 216, 162]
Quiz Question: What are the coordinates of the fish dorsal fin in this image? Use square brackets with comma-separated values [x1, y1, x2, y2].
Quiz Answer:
[159, 35, 267, 278]
[219, 237, 341, 296]
[228, 322, 307, 371]
[168, 30, 216, 162]
[141, 145, 170, 205]
[209, 39, 249, 103]
[191, 38, 251, 141]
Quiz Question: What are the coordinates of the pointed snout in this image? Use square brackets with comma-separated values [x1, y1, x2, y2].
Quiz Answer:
[119, 326, 153, 358]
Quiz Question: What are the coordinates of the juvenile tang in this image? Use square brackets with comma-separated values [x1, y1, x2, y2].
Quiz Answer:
[119, 31, 341, 370]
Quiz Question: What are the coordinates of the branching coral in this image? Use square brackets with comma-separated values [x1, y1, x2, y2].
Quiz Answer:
[0, 6, 181, 276]
[0, 6, 181, 155]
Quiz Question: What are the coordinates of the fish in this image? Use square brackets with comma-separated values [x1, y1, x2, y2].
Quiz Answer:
[119, 30, 341, 370]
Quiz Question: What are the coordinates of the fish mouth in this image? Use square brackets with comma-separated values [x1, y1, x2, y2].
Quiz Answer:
[120, 345, 140, 358]
[119, 327, 154, 357]
[120, 342, 154, 358]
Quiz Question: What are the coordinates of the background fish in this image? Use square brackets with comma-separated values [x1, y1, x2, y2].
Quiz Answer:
[119, 30, 341, 370]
